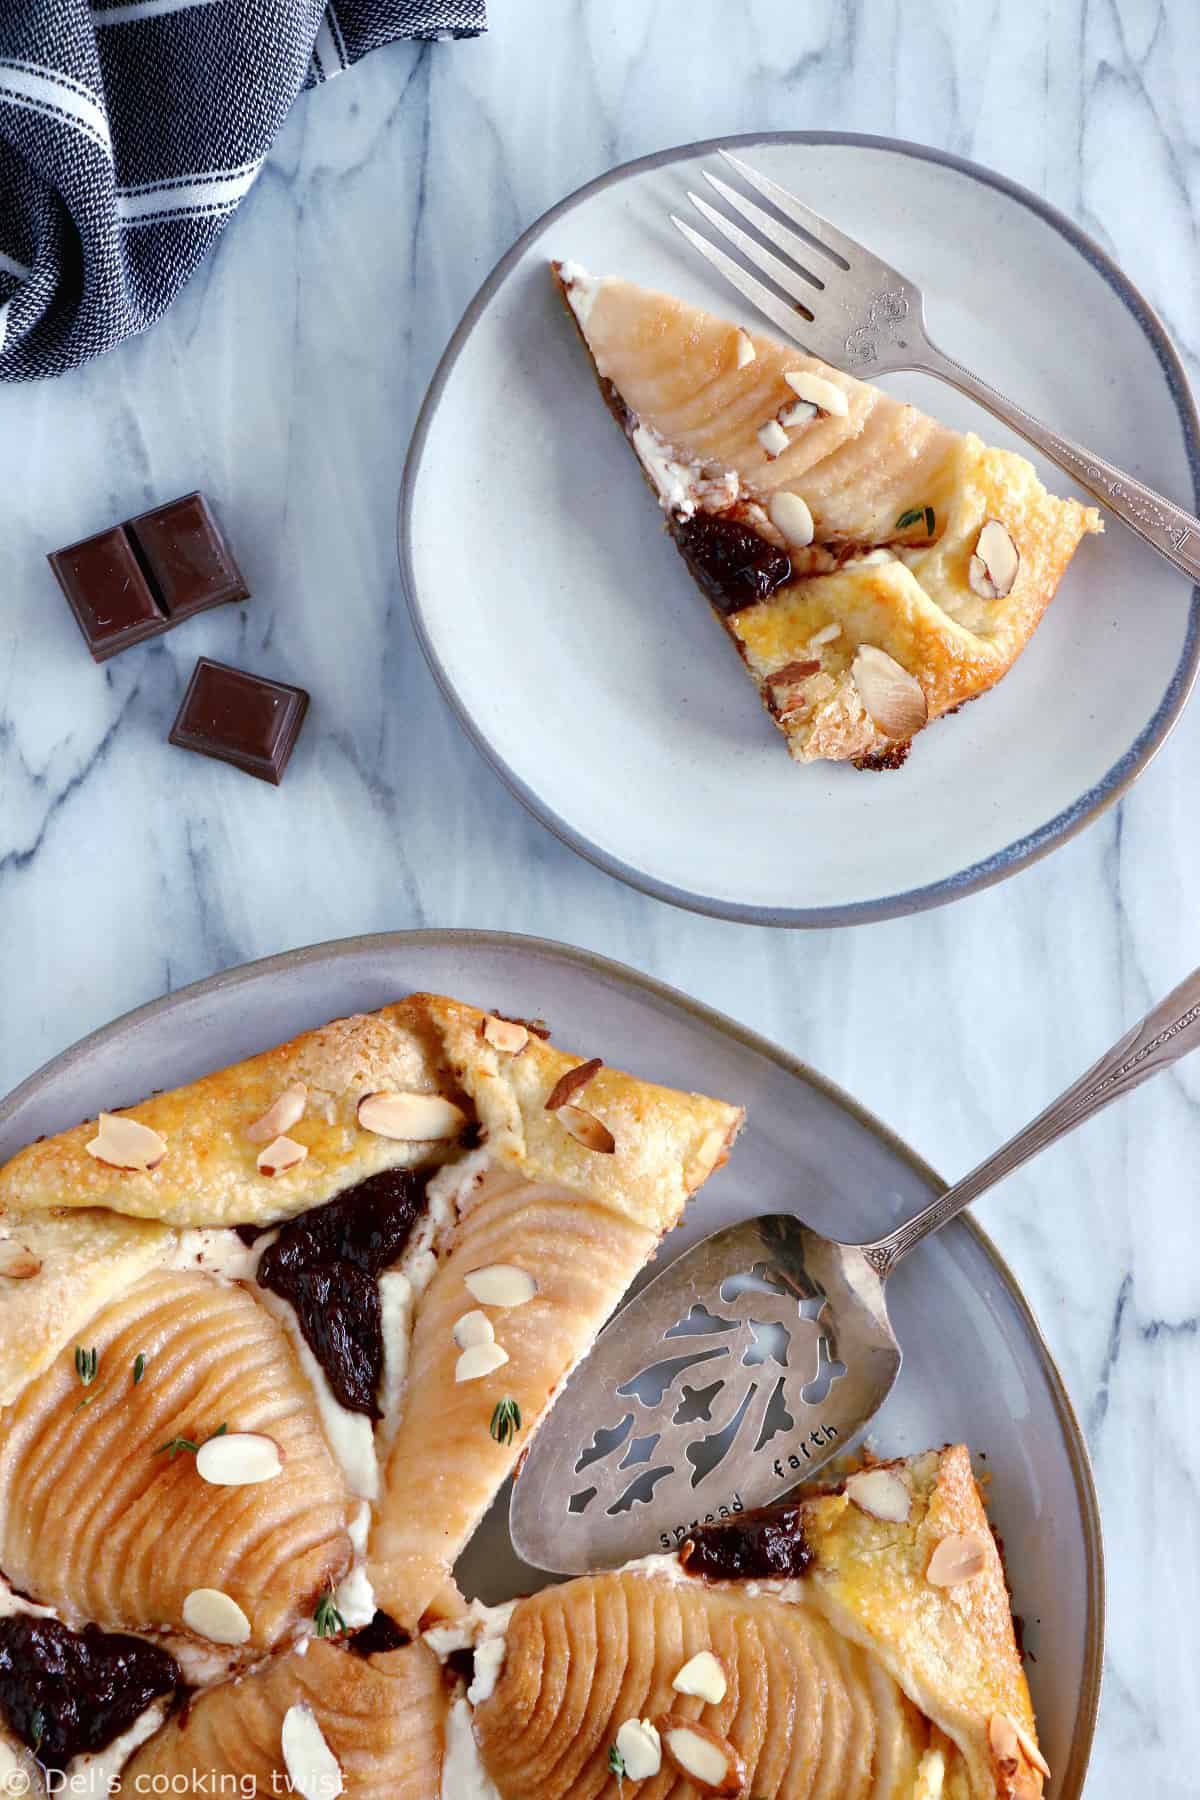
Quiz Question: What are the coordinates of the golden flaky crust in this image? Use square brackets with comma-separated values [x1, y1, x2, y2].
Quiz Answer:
[557, 267, 1101, 767]
[0, 995, 740, 1235]
[473, 1446, 1041, 1800]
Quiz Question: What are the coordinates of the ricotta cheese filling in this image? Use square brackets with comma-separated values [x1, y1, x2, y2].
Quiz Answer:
[441, 1697, 503, 1800]
[64, 1700, 167, 1796]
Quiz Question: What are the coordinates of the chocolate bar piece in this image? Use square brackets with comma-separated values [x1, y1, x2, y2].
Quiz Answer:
[48, 493, 248, 661]
[169, 657, 309, 785]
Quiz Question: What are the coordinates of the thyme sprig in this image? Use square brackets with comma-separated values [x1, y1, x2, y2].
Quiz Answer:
[489, 1398, 522, 1446]
[895, 504, 935, 535]
[607, 1743, 626, 1792]
[74, 1346, 98, 1386]
[314, 1589, 347, 1638]
[154, 1422, 228, 1461]
[133, 1353, 146, 1385]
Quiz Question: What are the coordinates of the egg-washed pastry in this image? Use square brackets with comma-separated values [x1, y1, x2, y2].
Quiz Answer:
[0, 995, 741, 1793]
[555, 262, 1102, 769]
[454, 1445, 1047, 1799]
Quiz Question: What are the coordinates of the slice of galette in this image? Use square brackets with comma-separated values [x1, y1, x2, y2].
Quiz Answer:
[555, 262, 1102, 769]
[0, 994, 741, 1794]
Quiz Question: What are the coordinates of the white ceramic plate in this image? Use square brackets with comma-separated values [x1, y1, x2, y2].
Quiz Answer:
[0, 931, 1101, 1794]
[401, 134, 1200, 926]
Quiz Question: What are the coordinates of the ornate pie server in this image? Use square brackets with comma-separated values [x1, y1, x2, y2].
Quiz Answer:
[512, 965, 1200, 1573]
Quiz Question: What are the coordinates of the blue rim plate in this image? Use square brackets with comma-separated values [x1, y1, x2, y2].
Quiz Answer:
[399, 134, 1200, 926]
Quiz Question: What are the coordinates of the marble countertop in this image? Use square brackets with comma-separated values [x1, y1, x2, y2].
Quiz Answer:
[1, 3, 1195, 1792]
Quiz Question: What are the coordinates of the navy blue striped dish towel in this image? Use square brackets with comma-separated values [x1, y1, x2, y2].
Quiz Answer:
[0, 0, 484, 382]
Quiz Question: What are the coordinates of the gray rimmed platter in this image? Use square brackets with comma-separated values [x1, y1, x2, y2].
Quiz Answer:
[399, 133, 1200, 926]
[0, 929, 1102, 1794]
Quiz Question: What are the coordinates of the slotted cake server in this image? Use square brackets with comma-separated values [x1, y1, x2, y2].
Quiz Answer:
[511, 966, 1200, 1574]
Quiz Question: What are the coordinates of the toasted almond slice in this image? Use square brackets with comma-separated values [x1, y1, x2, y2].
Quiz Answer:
[844, 1467, 911, 1523]
[257, 1134, 308, 1177]
[85, 1113, 167, 1173]
[182, 1587, 251, 1646]
[656, 1715, 743, 1795]
[455, 1340, 510, 1384]
[734, 330, 756, 368]
[851, 646, 928, 740]
[452, 1309, 496, 1350]
[246, 1082, 308, 1145]
[463, 1264, 538, 1308]
[357, 1090, 467, 1141]
[768, 489, 815, 547]
[779, 398, 818, 428]
[0, 1240, 41, 1279]
[989, 1712, 1020, 1773]
[784, 369, 850, 416]
[544, 1057, 603, 1112]
[483, 1014, 530, 1054]
[671, 1649, 727, 1704]
[926, 1529, 990, 1587]
[615, 1718, 662, 1779]
[756, 418, 790, 458]
[808, 620, 843, 646]
[196, 1431, 283, 1487]
[1011, 1717, 1052, 1781]
[282, 1703, 344, 1800]
[968, 518, 1020, 599]
[556, 1104, 616, 1155]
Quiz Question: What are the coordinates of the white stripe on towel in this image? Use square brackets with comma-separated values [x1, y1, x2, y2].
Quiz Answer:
[116, 160, 263, 223]
[93, 0, 223, 25]
[0, 60, 111, 152]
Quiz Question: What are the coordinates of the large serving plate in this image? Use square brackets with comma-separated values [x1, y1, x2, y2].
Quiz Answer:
[401, 133, 1200, 925]
[0, 931, 1102, 1792]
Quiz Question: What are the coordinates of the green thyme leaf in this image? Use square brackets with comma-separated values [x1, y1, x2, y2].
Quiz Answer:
[607, 1743, 626, 1792]
[314, 1590, 347, 1639]
[489, 1399, 522, 1447]
[30, 1707, 45, 1754]
[133, 1353, 146, 1385]
[154, 1435, 200, 1460]
[74, 1345, 99, 1387]
[895, 505, 936, 534]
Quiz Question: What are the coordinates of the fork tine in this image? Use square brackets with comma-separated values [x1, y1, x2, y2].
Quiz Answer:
[700, 172, 826, 291]
[718, 149, 857, 271]
[669, 214, 814, 348]
[686, 193, 817, 316]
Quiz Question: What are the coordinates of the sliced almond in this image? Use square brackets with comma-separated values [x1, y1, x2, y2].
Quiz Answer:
[281, 1703, 344, 1800]
[85, 1113, 167, 1173]
[615, 1717, 662, 1779]
[844, 1467, 911, 1523]
[671, 1649, 727, 1704]
[0, 1240, 41, 1280]
[784, 369, 850, 417]
[851, 646, 928, 740]
[452, 1309, 496, 1350]
[556, 1104, 616, 1155]
[926, 1529, 990, 1587]
[734, 330, 756, 369]
[656, 1715, 743, 1795]
[779, 398, 818, 428]
[808, 620, 843, 647]
[357, 1091, 467, 1141]
[246, 1082, 308, 1145]
[482, 1014, 530, 1054]
[756, 418, 790, 458]
[967, 518, 1020, 599]
[1011, 1717, 1052, 1781]
[182, 1587, 251, 1646]
[768, 489, 815, 548]
[989, 1711, 1021, 1774]
[455, 1340, 510, 1384]
[463, 1264, 538, 1308]
[257, 1134, 308, 1177]
[544, 1057, 603, 1113]
[195, 1431, 283, 1487]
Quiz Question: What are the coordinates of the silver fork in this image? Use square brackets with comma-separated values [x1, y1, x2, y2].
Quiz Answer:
[671, 150, 1200, 584]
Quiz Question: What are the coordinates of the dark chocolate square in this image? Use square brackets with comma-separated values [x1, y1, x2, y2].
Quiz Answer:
[128, 492, 248, 619]
[48, 527, 165, 662]
[169, 657, 309, 785]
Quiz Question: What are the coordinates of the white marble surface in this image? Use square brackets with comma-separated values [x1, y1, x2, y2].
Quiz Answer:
[0, 2, 1195, 1792]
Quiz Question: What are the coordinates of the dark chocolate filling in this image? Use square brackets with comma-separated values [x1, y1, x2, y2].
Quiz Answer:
[681, 1501, 814, 1582]
[0, 1616, 179, 1774]
[256, 1167, 433, 1419]
[349, 1611, 412, 1658]
[671, 511, 793, 614]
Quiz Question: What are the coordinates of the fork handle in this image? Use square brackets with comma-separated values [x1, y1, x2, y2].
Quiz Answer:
[922, 342, 1200, 585]
[863, 965, 1200, 1277]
